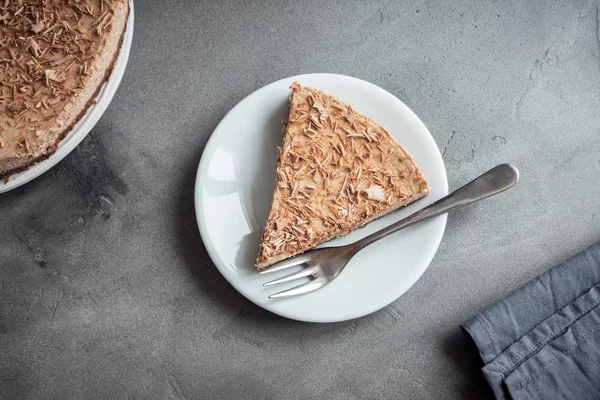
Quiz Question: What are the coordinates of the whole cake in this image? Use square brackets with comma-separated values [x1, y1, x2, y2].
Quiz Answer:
[255, 82, 430, 269]
[0, 0, 129, 179]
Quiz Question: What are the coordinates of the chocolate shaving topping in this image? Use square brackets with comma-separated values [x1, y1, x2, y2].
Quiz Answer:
[31, 21, 44, 33]
[257, 83, 430, 265]
[1, 0, 120, 156]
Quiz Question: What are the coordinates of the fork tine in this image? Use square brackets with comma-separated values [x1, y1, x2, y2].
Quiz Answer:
[268, 279, 326, 299]
[258, 254, 311, 275]
[263, 267, 316, 287]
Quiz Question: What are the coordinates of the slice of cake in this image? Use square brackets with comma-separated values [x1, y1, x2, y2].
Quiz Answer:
[0, 0, 129, 179]
[255, 82, 430, 269]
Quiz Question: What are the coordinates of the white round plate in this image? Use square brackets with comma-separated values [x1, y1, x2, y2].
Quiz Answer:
[0, 1, 135, 194]
[195, 74, 448, 323]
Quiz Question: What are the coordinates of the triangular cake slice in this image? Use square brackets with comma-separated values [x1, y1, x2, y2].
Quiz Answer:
[255, 82, 430, 269]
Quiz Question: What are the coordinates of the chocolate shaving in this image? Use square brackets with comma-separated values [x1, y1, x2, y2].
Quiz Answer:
[31, 21, 44, 33]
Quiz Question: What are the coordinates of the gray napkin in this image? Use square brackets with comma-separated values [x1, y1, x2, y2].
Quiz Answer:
[461, 242, 600, 400]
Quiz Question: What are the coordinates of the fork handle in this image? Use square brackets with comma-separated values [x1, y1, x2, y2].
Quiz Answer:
[354, 163, 519, 250]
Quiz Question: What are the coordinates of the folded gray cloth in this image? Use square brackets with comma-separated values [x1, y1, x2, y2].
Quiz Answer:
[461, 242, 600, 400]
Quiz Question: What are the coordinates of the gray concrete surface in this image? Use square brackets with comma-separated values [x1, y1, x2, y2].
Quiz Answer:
[2, 1, 600, 399]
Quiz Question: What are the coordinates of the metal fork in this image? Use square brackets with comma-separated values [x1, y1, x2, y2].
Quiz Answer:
[260, 163, 519, 299]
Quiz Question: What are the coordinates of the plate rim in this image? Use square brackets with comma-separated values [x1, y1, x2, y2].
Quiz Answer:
[0, 0, 135, 194]
[195, 73, 448, 322]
